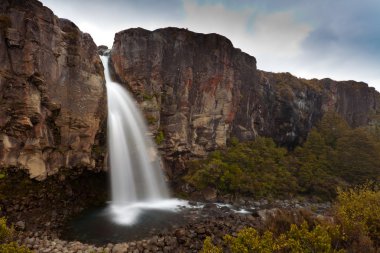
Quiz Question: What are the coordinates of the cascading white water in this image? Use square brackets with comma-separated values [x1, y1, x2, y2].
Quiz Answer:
[101, 55, 185, 225]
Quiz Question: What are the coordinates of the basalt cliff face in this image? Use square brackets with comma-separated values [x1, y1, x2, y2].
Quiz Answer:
[0, 0, 107, 180]
[0, 1, 378, 182]
[110, 27, 380, 178]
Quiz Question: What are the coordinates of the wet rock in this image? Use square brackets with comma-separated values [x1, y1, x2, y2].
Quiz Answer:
[220, 206, 230, 212]
[15, 221, 25, 230]
[9, 198, 336, 253]
[98, 45, 110, 56]
[202, 187, 217, 202]
[203, 203, 217, 209]
[112, 244, 128, 253]
[156, 237, 165, 247]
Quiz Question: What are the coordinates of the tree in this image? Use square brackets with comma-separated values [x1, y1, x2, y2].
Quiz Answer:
[294, 130, 340, 198]
[333, 128, 380, 184]
[317, 112, 350, 148]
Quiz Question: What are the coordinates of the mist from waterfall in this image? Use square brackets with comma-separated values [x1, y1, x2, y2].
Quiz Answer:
[101, 55, 184, 225]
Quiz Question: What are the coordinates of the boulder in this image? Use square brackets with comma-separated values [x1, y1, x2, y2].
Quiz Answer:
[202, 187, 217, 202]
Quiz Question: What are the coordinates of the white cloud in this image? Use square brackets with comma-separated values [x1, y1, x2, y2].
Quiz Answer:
[39, 0, 379, 91]
[41, 0, 184, 47]
[370, 79, 380, 89]
[181, 0, 311, 67]
[182, 0, 253, 43]
[251, 12, 311, 58]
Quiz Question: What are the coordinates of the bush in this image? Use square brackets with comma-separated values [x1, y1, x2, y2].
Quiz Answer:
[334, 183, 380, 250]
[279, 222, 344, 253]
[155, 130, 165, 145]
[294, 129, 342, 199]
[261, 208, 316, 236]
[202, 223, 344, 253]
[200, 237, 223, 253]
[0, 217, 31, 253]
[146, 115, 157, 125]
[0, 242, 32, 253]
[333, 129, 380, 184]
[0, 217, 14, 243]
[185, 137, 298, 198]
[224, 228, 277, 253]
[185, 112, 380, 200]
[200, 184, 379, 252]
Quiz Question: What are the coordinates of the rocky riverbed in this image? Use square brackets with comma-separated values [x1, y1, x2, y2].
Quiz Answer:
[12, 200, 330, 253]
[0, 172, 330, 252]
[1, 171, 332, 252]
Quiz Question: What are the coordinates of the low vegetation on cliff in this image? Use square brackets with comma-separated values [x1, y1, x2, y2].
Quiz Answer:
[185, 112, 380, 200]
[201, 184, 380, 252]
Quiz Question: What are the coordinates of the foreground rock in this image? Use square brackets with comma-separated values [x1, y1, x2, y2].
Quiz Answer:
[0, 0, 107, 180]
[0, 170, 330, 252]
[0, 170, 108, 237]
[110, 27, 380, 178]
[13, 200, 330, 253]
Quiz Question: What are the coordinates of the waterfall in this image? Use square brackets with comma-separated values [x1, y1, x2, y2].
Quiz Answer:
[101, 55, 179, 225]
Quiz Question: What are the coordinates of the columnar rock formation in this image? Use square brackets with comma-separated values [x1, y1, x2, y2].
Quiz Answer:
[0, 0, 107, 180]
[1, 0, 378, 181]
[110, 27, 380, 177]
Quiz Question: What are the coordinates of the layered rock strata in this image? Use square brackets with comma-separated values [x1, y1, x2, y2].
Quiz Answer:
[0, 0, 107, 180]
[110, 27, 379, 177]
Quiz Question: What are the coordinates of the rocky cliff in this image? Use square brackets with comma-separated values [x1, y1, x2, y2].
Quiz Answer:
[110, 27, 380, 177]
[0, 0, 107, 180]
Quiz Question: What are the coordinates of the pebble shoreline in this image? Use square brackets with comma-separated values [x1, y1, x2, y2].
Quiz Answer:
[12, 200, 331, 253]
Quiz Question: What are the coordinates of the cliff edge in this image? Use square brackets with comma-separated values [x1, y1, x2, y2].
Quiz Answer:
[0, 0, 107, 180]
[110, 27, 380, 177]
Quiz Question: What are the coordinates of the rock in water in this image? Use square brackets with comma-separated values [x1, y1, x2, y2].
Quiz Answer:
[0, 0, 107, 180]
[202, 187, 217, 202]
[98, 45, 110, 56]
[110, 27, 380, 177]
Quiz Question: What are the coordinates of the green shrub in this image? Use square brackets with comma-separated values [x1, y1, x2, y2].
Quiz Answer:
[0, 217, 32, 252]
[142, 93, 155, 101]
[316, 112, 350, 148]
[146, 115, 157, 125]
[223, 228, 277, 253]
[294, 129, 341, 199]
[279, 222, 344, 253]
[155, 130, 165, 145]
[262, 208, 316, 236]
[334, 183, 380, 250]
[0, 217, 14, 243]
[200, 185, 379, 252]
[186, 112, 380, 200]
[0, 242, 32, 253]
[200, 237, 223, 253]
[202, 223, 344, 253]
[187, 155, 243, 193]
[333, 129, 380, 184]
[185, 137, 298, 198]
[294, 112, 380, 197]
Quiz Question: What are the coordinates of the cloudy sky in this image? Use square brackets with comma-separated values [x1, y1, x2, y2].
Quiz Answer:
[40, 0, 380, 90]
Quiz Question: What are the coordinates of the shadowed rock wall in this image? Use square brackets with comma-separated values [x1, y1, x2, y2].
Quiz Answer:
[0, 0, 107, 180]
[110, 27, 379, 177]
